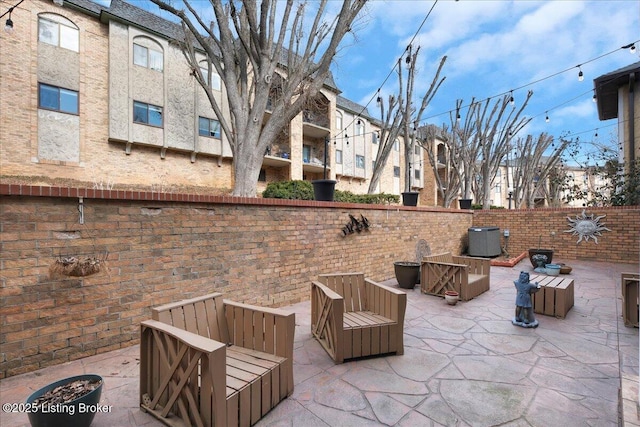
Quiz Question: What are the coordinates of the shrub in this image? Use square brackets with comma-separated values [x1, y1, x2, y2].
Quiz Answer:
[262, 181, 400, 204]
[262, 180, 314, 200]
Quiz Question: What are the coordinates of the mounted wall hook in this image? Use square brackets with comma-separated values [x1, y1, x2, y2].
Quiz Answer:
[78, 197, 84, 225]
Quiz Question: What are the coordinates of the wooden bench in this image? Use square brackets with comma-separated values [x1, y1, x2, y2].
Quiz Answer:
[530, 274, 574, 319]
[311, 273, 407, 364]
[140, 293, 295, 427]
[622, 272, 640, 327]
[421, 252, 490, 301]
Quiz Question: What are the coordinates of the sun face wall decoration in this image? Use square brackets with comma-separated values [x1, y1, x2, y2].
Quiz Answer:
[564, 209, 611, 244]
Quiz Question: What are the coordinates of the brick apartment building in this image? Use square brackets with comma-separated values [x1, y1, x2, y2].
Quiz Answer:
[0, 0, 436, 203]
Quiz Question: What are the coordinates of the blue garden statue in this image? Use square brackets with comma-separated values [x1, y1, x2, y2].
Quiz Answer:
[512, 271, 541, 328]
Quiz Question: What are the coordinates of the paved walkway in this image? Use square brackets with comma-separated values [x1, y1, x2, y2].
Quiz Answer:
[1, 259, 638, 426]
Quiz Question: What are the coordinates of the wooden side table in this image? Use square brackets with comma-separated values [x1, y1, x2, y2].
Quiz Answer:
[621, 273, 639, 328]
[530, 274, 574, 319]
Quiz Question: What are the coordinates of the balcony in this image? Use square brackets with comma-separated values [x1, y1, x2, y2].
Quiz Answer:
[302, 110, 330, 138]
[263, 146, 291, 168]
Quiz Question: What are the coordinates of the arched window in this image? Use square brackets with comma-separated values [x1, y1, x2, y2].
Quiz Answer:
[133, 36, 163, 72]
[38, 14, 79, 52]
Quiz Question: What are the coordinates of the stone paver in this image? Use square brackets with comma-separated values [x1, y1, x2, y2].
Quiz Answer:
[0, 259, 637, 426]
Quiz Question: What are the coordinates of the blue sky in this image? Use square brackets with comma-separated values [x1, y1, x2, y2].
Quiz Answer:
[125, 0, 639, 166]
[333, 0, 639, 165]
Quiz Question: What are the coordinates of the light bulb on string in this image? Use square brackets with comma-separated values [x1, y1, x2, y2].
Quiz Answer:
[578, 66, 584, 81]
[631, 44, 637, 54]
[545, 112, 549, 123]
[509, 91, 514, 106]
[4, 16, 13, 33]
[592, 92, 597, 102]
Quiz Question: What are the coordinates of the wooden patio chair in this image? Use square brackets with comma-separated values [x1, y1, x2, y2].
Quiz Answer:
[421, 252, 490, 301]
[311, 272, 407, 364]
[622, 272, 640, 327]
[140, 292, 295, 427]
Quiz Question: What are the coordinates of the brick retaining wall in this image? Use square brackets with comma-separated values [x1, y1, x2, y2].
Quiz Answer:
[2, 185, 638, 378]
[0, 185, 470, 378]
[473, 206, 640, 265]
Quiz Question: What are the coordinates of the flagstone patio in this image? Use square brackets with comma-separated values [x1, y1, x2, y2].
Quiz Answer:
[0, 259, 638, 426]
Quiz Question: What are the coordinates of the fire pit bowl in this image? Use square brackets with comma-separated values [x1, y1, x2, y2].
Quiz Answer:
[26, 374, 103, 427]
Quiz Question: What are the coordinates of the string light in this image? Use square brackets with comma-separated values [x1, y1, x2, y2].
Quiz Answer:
[1, 0, 26, 34]
[577, 66, 584, 81]
[623, 42, 637, 54]
[4, 14, 13, 33]
[335, 1, 439, 140]
[545, 112, 550, 123]
[592, 91, 597, 102]
[420, 39, 640, 126]
[509, 91, 514, 106]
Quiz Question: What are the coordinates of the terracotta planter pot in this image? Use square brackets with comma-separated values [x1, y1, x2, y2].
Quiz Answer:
[444, 290, 459, 305]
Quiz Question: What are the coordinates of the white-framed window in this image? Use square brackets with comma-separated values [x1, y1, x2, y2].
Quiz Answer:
[356, 155, 365, 169]
[355, 120, 364, 136]
[199, 117, 221, 138]
[393, 166, 400, 177]
[134, 101, 163, 127]
[335, 112, 343, 131]
[336, 149, 343, 164]
[38, 83, 78, 115]
[199, 64, 222, 91]
[394, 139, 400, 151]
[414, 169, 421, 180]
[372, 132, 379, 144]
[38, 16, 79, 52]
[133, 43, 163, 72]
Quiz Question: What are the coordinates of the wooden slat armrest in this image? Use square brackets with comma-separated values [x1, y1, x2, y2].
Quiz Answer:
[364, 278, 407, 323]
[364, 278, 406, 296]
[453, 256, 490, 272]
[223, 299, 295, 321]
[311, 280, 345, 362]
[152, 293, 224, 315]
[422, 260, 468, 270]
[223, 300, 295, 357]
[141, 319, 227, 354]
[312, 280, 344, 301]
[320, 272, 365, 279]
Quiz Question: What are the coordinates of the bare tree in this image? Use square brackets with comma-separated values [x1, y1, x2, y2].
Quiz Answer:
[418, 124, 461, 208]
[472, 91, 533, 209]
[368, 49, 446, 194]
[509, 133, 573, 208]
[367, 61, 403, 194]
[150, 0, 367, 196]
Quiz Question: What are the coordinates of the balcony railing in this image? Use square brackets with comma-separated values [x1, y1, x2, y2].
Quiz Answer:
[303, 110, 330, 129]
